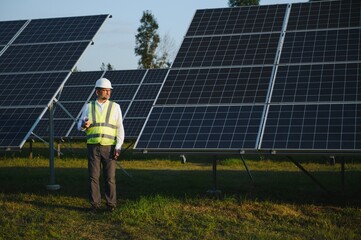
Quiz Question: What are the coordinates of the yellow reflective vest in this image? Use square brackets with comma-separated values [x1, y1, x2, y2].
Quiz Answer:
[86, 101, 117, 145]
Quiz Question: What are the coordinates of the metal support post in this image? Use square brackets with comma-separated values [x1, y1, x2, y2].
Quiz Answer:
[341, 157, 345, 194]
[240, 155, 253, 182]
[287, 156, 330, 195]
[207, 156, 221, 196]
[46, 101, 60, 191]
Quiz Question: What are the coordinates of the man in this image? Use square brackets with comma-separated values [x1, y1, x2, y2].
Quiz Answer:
[78, 77, 125, 212]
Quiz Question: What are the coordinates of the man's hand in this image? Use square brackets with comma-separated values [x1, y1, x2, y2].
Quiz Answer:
[113, 149, 120, 160]
[82, 118, 92, 129]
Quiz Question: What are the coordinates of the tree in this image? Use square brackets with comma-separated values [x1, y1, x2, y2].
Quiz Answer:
[154, 32, 177, 68]
[100, 62, 115, 71]
[135, 10, 160, 69]
[228, 0, 259, 7]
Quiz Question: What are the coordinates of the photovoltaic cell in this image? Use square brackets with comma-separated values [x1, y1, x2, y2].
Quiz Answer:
[156, 67, 272, 105]
[187, 5, 287, 36]
[142, 69, 168, 83]
[125, 101, 154, 118]
[272, 63, 361, 103]
[134, 84, 163, 100]
[124, 118, 147, 138]
[172, 33, 280, 68]
[110, 85, 139, 100]
[287, 0, 361, 31]
[262, 104, 361, 150]
[0, 107, 45, 148]
[34, 119, 75, 138]
[13, 15, 109, 44]
[58, 86, 95, 102]
[65, 71, 103, 86]
[136, 105, 264, 150]
[280, 29, 361, 64]
[0, 20, 27, 45]
[53, 102, 85, 119]
[0, 42, 89, 73]
[0, 72, 69, 107]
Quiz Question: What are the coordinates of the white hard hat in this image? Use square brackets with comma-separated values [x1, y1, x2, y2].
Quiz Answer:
[95, 78, 113, 89]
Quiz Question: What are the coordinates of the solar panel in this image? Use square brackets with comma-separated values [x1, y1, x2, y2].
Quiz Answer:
[0, 42, 90, 73]
[64, 71, 104, 86]
[260, 0, 361, 152]
[33, 69, 168, 140]
[0, 14, 109, 149]
[156, 67, 272, 105]
[0, 72, 69, 107]
[172, 34, 280, 68]
[271, 63, 361, 103]
[0, 20, 27, 45]
[187, 5, 287, 36]
[13, 15, 109, 44]
[135, 4, 287, 152]
[135, 0, 361, 154]
[136, 105, 264, 150]
[287, 0, 360, 31]
[261, 103, 361, 150]
[0, 107, 45, 148]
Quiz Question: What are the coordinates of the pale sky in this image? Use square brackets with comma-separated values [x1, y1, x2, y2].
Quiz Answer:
[0, 0, 308, 71]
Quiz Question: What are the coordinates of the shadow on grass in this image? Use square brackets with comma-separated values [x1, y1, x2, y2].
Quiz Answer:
[0, 166, 360, 207]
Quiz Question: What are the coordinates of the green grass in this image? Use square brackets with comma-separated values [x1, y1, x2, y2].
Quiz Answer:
[0, 141, 361, 239]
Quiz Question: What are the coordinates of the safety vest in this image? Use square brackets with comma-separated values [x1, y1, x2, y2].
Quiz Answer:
[86, 100, 117, 145]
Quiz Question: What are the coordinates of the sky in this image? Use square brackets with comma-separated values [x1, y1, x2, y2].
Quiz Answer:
[0, 0, 307, 71]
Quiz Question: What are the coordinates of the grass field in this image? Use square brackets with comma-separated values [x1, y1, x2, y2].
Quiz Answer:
[0, 141, 360, 239]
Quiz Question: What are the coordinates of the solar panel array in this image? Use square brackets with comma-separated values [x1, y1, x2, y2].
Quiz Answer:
[33, 69, 168, 140]
[135, 0, 361, 154]
[0, 15, 109, 150]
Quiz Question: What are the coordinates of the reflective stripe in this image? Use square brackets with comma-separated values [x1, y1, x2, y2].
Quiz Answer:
[91, 123, 117, 129]
[87, 134, 116, 141]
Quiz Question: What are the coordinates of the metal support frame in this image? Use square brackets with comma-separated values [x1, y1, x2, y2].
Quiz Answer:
[240, 155, 253, 182]
[120, 140, 135, 155]
[287, 156, 330, 195]
[46, 101, 60, 191]
[207, 156, 222, 196]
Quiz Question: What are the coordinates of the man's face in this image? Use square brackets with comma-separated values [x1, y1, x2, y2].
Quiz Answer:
[96, 88, 112, 101]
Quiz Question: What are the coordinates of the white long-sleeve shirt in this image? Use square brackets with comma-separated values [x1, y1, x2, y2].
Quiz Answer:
[77, 100, 125, 150]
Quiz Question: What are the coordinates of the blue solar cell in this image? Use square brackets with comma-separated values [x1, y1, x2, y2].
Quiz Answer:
[142, 69, 168, 83]
[134, 84, 162, 100]
[124, 118, 147, 138]
[13, 15, 108, 44]
[136, 105, 264, 150]
[280, 29, 361, 64]
[0, 72, 69, 107]
[272, 63, 361, 103]
[156, 67, 272, 105]
[262, 104, 361, 150]
[65, 71, 104, 86]
[187, 5, 287, 36]
[126, 101, 154, 118]
[288, 0, 361, 31]
[0, 20, 27, 45]
[0, 42, 89, 73]
[173, 33, 280, 68]
[0, 107, 45, 148]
